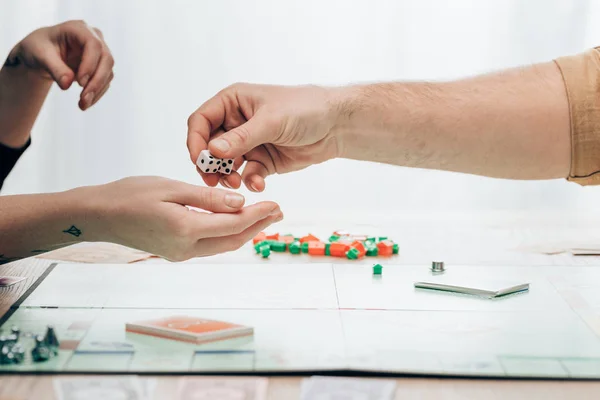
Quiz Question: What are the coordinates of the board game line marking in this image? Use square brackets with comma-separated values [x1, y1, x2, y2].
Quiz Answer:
[0, 263, 57, 329]
[74, 350, 135, 355]
[545, 277, 600, 341]
[194, 350, 256, 354]
[17, 306, 345, 311]
[330, 265, 351, 367]
[558, 359, 574, 378]
[331, 264, 341, 309]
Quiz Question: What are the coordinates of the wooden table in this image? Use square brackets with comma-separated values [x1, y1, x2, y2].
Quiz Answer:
[3, 221, 600, 399]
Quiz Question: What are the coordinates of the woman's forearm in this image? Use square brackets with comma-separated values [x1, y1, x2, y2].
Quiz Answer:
[0, 187, 97, 263]
[0, 59, 53, 148]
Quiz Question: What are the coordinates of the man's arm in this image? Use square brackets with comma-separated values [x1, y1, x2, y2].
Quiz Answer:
[335, 61, 571, 180]
[187, 55, 578, 192]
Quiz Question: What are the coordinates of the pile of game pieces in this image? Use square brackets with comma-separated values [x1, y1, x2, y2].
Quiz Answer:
[0, 326, 24, 365]
[195, 150, 234, 175]
[0, 325, 59, 365]
[253, 230, 399, 260]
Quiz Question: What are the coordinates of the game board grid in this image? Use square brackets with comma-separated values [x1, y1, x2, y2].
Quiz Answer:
[4, 263, 600, 378]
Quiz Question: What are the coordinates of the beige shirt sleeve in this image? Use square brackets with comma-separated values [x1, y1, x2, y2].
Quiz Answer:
[555, 47, 600, 185]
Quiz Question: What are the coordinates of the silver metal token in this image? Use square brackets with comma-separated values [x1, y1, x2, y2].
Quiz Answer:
[431, 261, 445, 272]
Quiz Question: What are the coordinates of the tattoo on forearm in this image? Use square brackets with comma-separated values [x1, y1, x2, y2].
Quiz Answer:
[0, 254, 21, 265]
[63, 225, 82, 237]
[3, 56, 21, 68]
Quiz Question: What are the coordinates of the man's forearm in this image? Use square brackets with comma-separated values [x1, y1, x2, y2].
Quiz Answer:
[0, 188, 97, 263]
[0, 58, 53, 148]
[335, 61, 571, 180]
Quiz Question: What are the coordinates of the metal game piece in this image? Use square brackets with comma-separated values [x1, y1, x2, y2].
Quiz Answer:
[1, 345, 14, 365]
[11, 344, 24, 364]
[431, 261, 445, 273]
[32, 346, 50, 362]
[32, 335, 51, 362]
[5, 334, 17, 345]
[10, 326, 20, 340]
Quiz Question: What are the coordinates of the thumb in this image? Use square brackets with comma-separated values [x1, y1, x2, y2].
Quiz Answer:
[208, 111, 278, 159]
[37, 47, 75, 90]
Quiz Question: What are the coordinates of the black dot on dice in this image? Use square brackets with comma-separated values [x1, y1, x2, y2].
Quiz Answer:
[228, 160, 233, 164]
[225, 168, 231, 173]
[217, 160, 221, 165]
[213, 169, 217, 172]
[209, 160, 213, 164]
[209, 156, 213, 159]
[200, 159, 204, 164]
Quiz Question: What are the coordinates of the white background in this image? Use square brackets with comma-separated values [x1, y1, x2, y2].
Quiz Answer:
[2, 0, 600, 220]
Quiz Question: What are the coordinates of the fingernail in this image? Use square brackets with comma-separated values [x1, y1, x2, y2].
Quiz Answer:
[249, 182, 259, 192]
[59, 75, 70, 88]
[224, 193, 244, 208]
[220, 179, 232, 189]
[211, 139, 230, 153]
[269, 208, 280, 217]
[83, 92, 94, 108]
[80, 75, 90, 87]
[275, 213, 284, 222]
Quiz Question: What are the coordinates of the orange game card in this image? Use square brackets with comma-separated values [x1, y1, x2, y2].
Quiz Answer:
[125, 316, 253, 344]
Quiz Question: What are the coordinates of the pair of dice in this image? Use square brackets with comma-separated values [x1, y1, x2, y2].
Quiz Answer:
[196, 150, 234, 175]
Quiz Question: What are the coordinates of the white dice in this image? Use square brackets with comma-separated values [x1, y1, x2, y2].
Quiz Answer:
[219, 158, 234, 175]
[196, 150, 234, 175]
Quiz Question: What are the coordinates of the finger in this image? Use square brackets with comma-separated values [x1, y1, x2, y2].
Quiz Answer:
[240, 160, 269, 192]
[83, 82, 109, 110]
[219, 172, 241, 190]
[90, 75, 112, 107]
[35, 47, 75, 90]
[208, 110, 279, 160]
[58, 21, 104, 87]
[165, 183, 248, 212]
[81, 51, 114, 110]
[194, 211, 284, 256]
[84, 72, 113, 109]
[197, 166, 220, 187]
[187, 101, 219, 164]
[92, 27, 104, 40]
[188, 201, 280, 239]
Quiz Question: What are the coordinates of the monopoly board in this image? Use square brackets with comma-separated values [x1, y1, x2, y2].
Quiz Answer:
[2, 262, 600, 378]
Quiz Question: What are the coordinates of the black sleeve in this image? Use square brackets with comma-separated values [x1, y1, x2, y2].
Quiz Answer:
[0, 138, 30, 191]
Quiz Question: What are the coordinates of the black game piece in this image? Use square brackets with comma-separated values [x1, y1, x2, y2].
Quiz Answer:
[43, 325, 60, 349]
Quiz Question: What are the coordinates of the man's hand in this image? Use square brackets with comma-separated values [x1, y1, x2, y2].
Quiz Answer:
[6, 20, 114, 110]
[84, 176, 283, 261]
[189, 60, 572, 187]
[187, 83, 345, 192]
